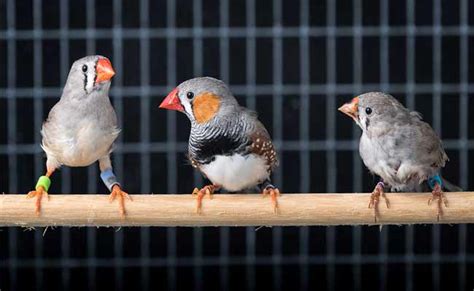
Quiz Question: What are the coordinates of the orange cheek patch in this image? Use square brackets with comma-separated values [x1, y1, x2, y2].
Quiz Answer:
[192, 92, 221, 124]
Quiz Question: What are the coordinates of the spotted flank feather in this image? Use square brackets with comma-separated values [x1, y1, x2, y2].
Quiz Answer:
[248, 131, 278, 173]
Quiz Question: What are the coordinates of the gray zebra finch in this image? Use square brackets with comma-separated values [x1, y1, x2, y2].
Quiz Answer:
[339, 91, 461, 221]
[28, 55, 131, 216]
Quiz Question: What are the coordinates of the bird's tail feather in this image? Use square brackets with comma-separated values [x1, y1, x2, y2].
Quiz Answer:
[442, 177, 463, 192]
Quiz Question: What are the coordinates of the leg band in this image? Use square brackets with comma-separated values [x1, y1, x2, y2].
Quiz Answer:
[428, 174, 443, 190]
[100, 168, 120, 191]
[35, 176, 51, 192]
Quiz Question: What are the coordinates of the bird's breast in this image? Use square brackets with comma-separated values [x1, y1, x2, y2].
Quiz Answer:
[42, 120, 119, 167]
[199, 153, 269, 192]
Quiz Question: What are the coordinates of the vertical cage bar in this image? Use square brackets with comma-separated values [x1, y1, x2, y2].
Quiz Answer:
[405, 1, 416, 291]
[166, 0, 178, 290]
[326, 0, 337, 290]
[299, 0, 310, 290]
[458, 0, 469, 290]
[6, 0, 18, 288]
[272, 1, 283, 290]
[432, 1, 442, 291]
[379, 1, 389, 290]
[352, 1, 363, 290]
[139, 0, 151, 289]
[33, 0, 46, 288]
[406, 0, 415, 110]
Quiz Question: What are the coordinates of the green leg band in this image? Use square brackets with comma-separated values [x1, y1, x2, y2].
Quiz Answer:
[35, 176, 51, 192]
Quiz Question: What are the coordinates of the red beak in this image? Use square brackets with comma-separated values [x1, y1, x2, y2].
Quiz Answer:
[95, 57, 115, 83]
[159, 88, 184, 112]
[338, 96, 360, 121]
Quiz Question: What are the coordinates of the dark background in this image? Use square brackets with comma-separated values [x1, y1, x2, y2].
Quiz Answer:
[1, 0, 474, 290]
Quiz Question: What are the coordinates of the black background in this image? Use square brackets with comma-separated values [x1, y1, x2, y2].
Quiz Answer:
[1, 0, 474, 290]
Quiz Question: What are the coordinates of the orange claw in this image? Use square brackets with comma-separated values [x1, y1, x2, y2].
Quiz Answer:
[368, 182, 390, 223]
[192, 184, 219, 214]
[26, 186, 49, 216]
[428, 183, 448, 222]
[109, 185, 132, 217]
[262, 187, 280, 214]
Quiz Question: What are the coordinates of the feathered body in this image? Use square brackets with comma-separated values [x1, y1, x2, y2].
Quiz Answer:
[41, 56, 120, 170]
[28, 55, 129, 216]
[188, 104, 277, 191]
[42, 83, 120, 169]
[341, 92, 458, 192]
[160, 77, 278, 198]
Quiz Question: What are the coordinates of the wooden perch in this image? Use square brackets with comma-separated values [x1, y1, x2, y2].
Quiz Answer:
[0, 192, 473, 227]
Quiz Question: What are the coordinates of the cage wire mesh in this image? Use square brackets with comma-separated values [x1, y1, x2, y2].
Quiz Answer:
[1, 0, 474, 290]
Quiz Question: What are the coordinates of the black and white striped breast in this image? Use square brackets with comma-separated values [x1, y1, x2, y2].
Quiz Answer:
[188, 119, 250, 165]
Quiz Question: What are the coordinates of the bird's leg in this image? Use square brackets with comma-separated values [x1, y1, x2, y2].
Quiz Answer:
[100, 163, 131, 217]
[260, 181, 281, 214]
[428, 182, 447, 222]
[27, 170, 54, 215]
[192, 184, 220, 214]
[109, 184, 132, 217]
[368, 181, 389, 222]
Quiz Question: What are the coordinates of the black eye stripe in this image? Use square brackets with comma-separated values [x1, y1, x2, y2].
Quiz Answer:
[82, 64, 89, 92]
[83, 72, 88, 92]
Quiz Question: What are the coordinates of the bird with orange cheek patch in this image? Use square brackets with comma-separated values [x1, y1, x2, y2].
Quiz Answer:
[160, 77, 280, 213]
[26, 55, 131, 217]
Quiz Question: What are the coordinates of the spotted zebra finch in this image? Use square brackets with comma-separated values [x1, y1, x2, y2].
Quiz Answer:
[159, 77, 280, 213]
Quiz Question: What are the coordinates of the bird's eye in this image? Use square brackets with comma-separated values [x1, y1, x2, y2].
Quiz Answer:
[82, 65, 88, 72]
[186, 92, 194, 99]
[365, 107, 373, 115]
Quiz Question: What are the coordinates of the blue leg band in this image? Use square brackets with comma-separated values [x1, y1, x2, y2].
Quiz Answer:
[428, 174, 443, 190]
[100, 168, 120, 191]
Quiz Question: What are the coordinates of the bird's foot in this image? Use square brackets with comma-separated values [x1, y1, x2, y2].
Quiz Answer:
[26, 186, 49, 216]
[262, 186, 280, 214]
[109, 185, 132, 217]
[368, 182, 389, 223]
[192, 184, 219, 214]
[427, 184, 448, 222]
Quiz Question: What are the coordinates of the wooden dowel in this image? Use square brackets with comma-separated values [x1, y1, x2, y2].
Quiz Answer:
[0, 192, 473, 227]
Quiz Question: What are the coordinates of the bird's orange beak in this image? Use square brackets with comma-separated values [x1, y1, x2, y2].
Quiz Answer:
[160, 88, 184, 112]
[338, 96, 359, 121]
[95, 57, 115, 83]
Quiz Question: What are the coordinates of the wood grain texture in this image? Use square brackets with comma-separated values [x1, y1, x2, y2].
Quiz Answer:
[0, 192, 473, 227]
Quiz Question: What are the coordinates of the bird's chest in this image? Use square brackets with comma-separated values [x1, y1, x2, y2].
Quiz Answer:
[359, 133, 400, 182]
[53, 121, 116, 166]
[199, 153, 269, 192]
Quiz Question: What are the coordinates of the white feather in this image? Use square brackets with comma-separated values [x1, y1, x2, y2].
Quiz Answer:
[200, 153, 269, 192]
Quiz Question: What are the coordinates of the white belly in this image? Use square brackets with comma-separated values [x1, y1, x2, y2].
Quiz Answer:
[200, 153, 270, 192]
[42, 121, 118, 167]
